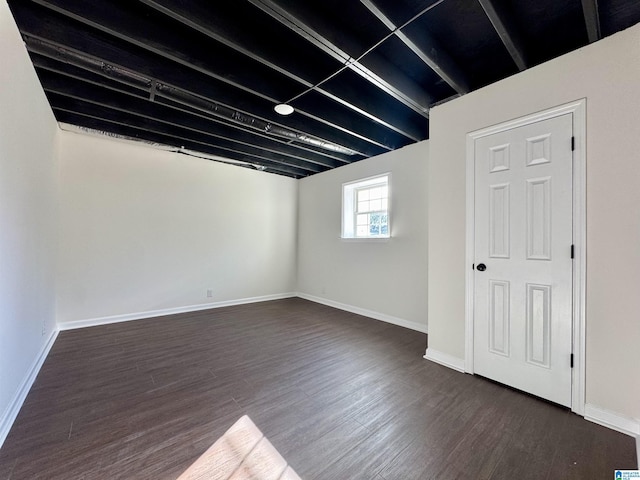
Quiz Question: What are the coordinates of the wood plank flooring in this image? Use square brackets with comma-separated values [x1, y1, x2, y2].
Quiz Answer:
[0, 298, 636, 479]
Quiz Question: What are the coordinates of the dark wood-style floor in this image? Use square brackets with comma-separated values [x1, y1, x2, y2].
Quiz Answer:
[0, 298, 636, 479]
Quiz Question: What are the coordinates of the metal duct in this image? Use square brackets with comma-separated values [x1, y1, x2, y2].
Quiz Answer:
[25, 36, 358, 156]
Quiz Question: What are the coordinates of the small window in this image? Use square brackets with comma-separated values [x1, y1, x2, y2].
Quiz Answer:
[342, 174, 390, 239]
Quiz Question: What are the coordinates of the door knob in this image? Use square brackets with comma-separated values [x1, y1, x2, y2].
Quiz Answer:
[477, 263, 487, 271]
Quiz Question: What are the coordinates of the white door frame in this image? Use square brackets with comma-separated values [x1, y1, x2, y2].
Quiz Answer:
[465, 99, 586, 415]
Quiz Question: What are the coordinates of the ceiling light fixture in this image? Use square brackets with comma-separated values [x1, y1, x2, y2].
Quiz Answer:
[274, 103, 294, 115]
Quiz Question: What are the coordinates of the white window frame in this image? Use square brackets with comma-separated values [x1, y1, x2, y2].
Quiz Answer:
[342, 173, 391, 239]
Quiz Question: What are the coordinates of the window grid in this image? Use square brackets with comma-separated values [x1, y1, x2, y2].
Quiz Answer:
[354, 183, 389, 237]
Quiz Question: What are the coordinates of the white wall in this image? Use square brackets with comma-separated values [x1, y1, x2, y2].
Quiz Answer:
[0, 0, 59, 445]
[297, 142, 429, 332]
[428, 24, 640, 423]
[57, 132, 298, 326]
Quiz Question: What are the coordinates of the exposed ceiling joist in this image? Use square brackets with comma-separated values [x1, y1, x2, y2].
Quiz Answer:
[477, 0, 528, 71]
[246, 0, 433, 116]
[25, 38, 355, 166]
[31, 52, 352, 170]
[32, 39, 382, 162]
[58, 110, 307, 178]
[46, 88, 325, 175]
[6, 0, 639, 178]
[138, 0, 315, 88]
[137, 0, 425, 142]
[55, 107, 320, 177]
[359, 0, 469, 94]
[33, 61, 344, 171]
[313, 83, 424, 142]
[581, 0, 602, 43]
[28, 0, 403, 153]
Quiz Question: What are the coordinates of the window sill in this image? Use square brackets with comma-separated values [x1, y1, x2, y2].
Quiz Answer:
[340, 236, 391, 243]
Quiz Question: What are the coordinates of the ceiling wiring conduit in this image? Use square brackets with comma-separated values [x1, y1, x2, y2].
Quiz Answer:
[25, 35, 358, 156]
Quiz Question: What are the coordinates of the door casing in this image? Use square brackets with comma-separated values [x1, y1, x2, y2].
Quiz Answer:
[465, 99, 586, 415]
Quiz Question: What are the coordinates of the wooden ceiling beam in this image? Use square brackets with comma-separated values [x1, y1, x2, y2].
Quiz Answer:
[28, 0, 402, 152]
[53, 108, 312, 178]
[581, 0, 602, 43]
[62, 110, 306, 178]
[55, 107, 320, 177]
[359, 0, 470, 94]
[246, 0, 433, 117]
[138, 0, 425, 142]
[16, 30, 382, 160]
[38, 73, 332, 173]
[477, 0, 528, 71]
[15, 3, 387, 158]
[29, 54, 349, 168]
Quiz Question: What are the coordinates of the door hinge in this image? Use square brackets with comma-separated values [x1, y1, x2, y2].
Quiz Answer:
[571, 244, 574, 259]
[571, 136, 575, 151]
[570, 353, 574, 368]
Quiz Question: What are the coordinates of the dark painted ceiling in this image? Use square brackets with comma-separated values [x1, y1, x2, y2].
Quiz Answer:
[7, 0, 640, 178]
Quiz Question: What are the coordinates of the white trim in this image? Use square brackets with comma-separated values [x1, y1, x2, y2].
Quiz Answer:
[423, 348, 465, 373]
[58, 293, 297, 330]
[340, 237, 391, 243]
[465, 99, 587, 415]
[570, 100, 587, 416]
[465, 131, 476, 374]
[584, 404, 640, 439]
[342, 172, 391, 239]
[342, 172, 392, 188]
[0, 329, 59, 449]
[296, 292, 427, 334]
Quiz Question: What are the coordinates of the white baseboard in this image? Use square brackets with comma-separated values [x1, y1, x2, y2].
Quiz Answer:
[423, 347, 466, 373]
[58, 293, 297, 330]
[0, 328, 59, 449]
[296, 292, 427, 334]
[584, 404, 640, 440]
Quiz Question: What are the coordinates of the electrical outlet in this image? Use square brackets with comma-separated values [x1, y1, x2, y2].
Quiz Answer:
[207, 289, 213, 298]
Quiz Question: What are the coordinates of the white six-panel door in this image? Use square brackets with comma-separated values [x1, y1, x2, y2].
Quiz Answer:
[473, 113, 573, 407]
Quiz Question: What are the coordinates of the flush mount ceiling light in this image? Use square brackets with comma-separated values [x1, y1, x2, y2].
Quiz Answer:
[274, 103, 294, 115]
